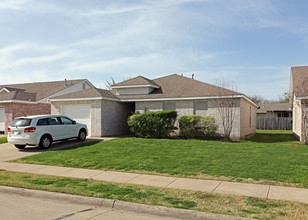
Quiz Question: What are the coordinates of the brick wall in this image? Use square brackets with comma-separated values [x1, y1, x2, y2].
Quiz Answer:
[135, 98, 249, 140]
[0, 103, 50, 134]
[240, 98, 256, 139]
[101, 101, 133, 136]
[292, 99, 302, 140]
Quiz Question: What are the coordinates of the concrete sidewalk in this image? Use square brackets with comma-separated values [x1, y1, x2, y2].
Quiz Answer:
[1, 161, 308, 204]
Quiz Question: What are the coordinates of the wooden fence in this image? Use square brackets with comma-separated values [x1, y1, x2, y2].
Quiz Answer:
[256, 117, 292, 130]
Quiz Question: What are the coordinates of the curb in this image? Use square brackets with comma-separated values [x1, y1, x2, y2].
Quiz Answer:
[0, 185, 251, 220]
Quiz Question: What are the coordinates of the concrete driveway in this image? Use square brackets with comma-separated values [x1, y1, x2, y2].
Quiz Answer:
[0, 138, 105, 162]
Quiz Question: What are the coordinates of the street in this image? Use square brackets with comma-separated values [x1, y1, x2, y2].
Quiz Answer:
[0, 191, 178, 220]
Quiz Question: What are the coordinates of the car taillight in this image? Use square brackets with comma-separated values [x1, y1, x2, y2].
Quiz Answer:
[24, 127, 36, 133]
[8, 127, 11, 133]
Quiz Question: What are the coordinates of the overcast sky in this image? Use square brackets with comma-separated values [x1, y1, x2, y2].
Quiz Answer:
[0, 0, 307, 99]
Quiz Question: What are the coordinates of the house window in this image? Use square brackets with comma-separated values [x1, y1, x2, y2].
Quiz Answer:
[278, 112, 289, 118]
[193, 101, 208, 117]
[163, 102, 176, 111]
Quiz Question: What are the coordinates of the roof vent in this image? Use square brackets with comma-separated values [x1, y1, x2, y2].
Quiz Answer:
[64, 79, 67, 87]
[192, 74, 194, 79]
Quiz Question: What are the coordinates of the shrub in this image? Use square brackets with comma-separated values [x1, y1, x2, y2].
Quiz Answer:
[127, 110, 177, 138]
[179, 115, 218, 139]
[178, 115, 202, 138]
[200, 116, 218, 137]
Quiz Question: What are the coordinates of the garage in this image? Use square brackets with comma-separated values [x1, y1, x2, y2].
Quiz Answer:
[0, 108, 4, 134]
[60, 105, 91, 136]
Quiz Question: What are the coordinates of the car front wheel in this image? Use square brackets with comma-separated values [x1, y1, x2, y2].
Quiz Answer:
[14, 144, 26, 149]
[39, 135, 52, 149]
[77, 129, 86, 142]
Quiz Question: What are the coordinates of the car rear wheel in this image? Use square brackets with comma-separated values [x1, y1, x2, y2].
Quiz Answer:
[77, 129, 86, 142]
[14, 144, 26, 149]
[39, 135, 52, 149]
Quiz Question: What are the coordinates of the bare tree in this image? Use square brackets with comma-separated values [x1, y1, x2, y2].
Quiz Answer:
[105, 77, 117, 90]
[215, 77, 238, 140]
[248, 95, 266, 104]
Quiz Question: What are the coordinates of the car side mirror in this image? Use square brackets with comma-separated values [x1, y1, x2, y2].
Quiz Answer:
[72, 120, 76, 124]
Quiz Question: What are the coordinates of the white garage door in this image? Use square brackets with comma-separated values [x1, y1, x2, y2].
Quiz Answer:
[0, 108, 4, 133]
[61, 105, 91, 136]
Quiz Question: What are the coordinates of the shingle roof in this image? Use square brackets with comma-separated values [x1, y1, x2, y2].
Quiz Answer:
[257, 103, 290, 114]
[290, 66, 308, 98]
[0, 79, 85, 102]
[113, 74, 241, 100]
[113, 75, 159, 87]
[51, 87, 119, 100]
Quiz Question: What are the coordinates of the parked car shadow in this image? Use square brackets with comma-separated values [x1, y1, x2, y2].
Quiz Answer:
[18, 138, 103, 153]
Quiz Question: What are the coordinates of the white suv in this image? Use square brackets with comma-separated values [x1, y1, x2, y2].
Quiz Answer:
[8, 115, 88, 149]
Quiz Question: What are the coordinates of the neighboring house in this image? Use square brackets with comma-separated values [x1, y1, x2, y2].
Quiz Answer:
[50, 74, 258, 140]
[256, 103, 292, 118]
[0, 79, 93, 134]
[256, 103, 292, 130]
[290, 66, 308, 142]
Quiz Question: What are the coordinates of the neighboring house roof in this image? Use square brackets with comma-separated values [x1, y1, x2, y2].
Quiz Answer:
[0, 79, 85, 102]
[51, 87, 119, 100]
[257, 103, 291, 114]
[290, 66, 308, 106]
[113, 75, 159, 87]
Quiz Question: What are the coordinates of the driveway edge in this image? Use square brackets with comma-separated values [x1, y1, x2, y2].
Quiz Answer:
[0, 185, 250, 220]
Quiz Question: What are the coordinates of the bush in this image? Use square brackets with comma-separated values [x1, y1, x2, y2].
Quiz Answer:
[127, 110, 177, 138]
[200, 116, 218, 137]
[178, 115, 202, 138]
[179, 115, 218, 139]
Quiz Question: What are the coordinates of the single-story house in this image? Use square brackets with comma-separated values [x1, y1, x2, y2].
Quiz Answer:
[256, 103, 292, 130]
[256, 103, 292, 118]
[0, 79, 93, 134]
[50, 74, 258, 140]
[290, 66, 308, 142]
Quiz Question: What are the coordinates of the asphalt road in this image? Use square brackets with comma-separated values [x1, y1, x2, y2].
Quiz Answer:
[0, 191, 178, 220]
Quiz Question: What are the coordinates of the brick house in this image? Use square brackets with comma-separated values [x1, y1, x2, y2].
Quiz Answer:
[51, 74, 258, 140]
[290, 66, 308, 142]
[0, 79, 93, 134]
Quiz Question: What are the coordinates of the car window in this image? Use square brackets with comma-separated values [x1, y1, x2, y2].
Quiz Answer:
[60, 117, 73, 125]
[10, 118, 32, 127]
[37, 118, 49, 126]
[48, 117, 60, 125]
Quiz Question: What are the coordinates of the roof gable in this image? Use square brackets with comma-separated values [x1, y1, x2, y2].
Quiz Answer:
[112, 76, 159, 88]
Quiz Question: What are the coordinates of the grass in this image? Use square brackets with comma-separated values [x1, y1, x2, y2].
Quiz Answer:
[0, 170, 307, 220]
[13, 130, 308, 187]
[0, 136, 7, 144]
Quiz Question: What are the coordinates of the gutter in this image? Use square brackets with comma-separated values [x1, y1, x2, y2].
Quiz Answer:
[50, 95, 259, 108]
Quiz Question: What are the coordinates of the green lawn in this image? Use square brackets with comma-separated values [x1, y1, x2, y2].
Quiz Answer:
[0, 136, 7, 144]
[2, 171, 306, 220]
[14, 130, 308, 187]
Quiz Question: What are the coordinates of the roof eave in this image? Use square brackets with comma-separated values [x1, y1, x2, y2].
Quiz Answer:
[50, 97, 119, 102]
[0, 100, 36, 104]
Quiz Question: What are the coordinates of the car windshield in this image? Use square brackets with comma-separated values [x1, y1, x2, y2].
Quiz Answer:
[10, 118, 32, 127]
